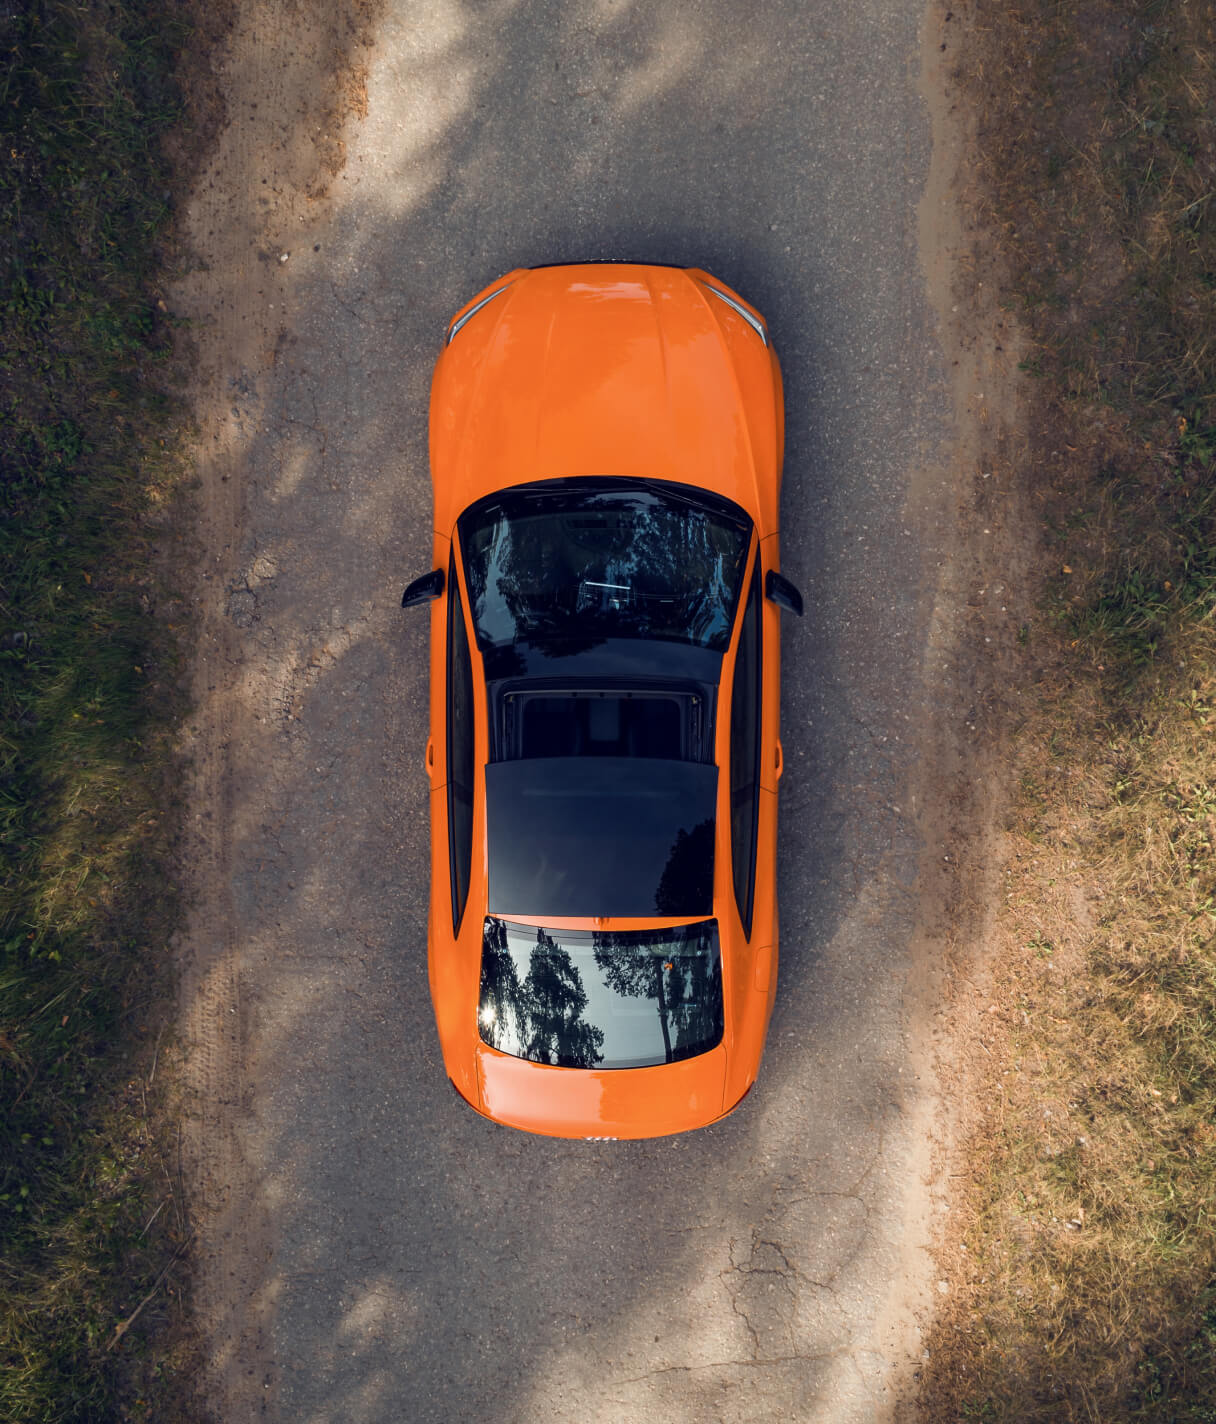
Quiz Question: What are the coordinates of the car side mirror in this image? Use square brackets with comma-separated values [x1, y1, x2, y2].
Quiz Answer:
[402, 568, 445, 608]
[765, 569, 804, 617]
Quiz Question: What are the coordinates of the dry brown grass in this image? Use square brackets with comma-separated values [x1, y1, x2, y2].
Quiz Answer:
[917, 0, 1216, 1418]
[926, 662, 1216, 1418]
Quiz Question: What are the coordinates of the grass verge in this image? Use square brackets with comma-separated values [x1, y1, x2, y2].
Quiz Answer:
[1, 2, 207, 1418]
[919, 0, 1216, 1418]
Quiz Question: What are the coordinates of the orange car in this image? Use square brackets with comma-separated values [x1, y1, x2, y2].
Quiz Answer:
[402, 264, 802, 1139]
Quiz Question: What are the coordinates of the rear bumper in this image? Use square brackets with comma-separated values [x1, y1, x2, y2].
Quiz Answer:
[468, 1043, 731, 1140]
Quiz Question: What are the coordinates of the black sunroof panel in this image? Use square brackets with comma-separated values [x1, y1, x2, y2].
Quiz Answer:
[485, 758, 718, 918]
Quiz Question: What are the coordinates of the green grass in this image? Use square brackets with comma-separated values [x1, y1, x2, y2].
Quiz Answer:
[918, 0, 1216, 1418]
[1, 2, 199, 1418]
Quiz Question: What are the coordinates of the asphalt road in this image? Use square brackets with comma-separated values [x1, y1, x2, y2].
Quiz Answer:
[176, 2, 963, 1420]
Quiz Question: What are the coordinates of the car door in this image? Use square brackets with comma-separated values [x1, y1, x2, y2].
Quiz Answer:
[429, 548, 478, 937]
[727, 544, 782, 999]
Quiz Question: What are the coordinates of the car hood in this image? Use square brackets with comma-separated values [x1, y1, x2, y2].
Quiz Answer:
[429, 266, 779, 535]
[472, 1041, 729, 1140]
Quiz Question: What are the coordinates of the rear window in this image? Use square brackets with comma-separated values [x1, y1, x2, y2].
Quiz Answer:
[478, 918, 723, 1069]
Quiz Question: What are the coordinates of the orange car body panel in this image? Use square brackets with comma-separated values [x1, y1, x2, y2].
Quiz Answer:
[423, 265, 788, 1139]
[429, 265, 784, 540]
[475, 1043, 729, 1140]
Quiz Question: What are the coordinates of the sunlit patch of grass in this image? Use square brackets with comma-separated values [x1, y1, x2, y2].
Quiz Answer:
[1, 2, 204, 1419]
[929, 659, 1216, 1420]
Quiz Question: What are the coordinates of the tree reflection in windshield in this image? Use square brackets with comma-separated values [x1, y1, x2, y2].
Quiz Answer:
[479, 918, 605, 1068]
[592, 931, 722, 1064]
[458, 481, 751, 655]
[478, 918, 723, 1069]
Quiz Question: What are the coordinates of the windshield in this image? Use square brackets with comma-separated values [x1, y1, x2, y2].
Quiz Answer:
[478, 918, 724, 1070]
[457, 479, 752, 654]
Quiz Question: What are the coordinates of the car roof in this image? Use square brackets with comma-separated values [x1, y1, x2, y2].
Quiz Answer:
[484, 757, 718, 919]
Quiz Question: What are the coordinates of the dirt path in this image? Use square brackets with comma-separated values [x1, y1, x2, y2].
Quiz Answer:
[174, 2, 379, 1409]
[172, 2, 1018, 1419]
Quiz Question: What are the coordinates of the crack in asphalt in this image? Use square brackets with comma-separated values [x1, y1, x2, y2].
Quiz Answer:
[610, 1345, 855, 1388]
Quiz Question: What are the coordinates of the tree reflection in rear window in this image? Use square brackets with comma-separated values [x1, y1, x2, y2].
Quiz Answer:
[478, 918, 723, 1069]
[458, 479, 752, 654]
